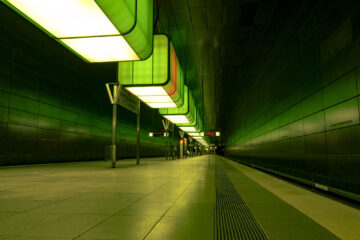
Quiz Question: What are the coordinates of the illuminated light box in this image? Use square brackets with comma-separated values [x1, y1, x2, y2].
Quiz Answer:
[119, 35, 184, 108]
[180, 126, 197, 132]
[187, 133, 200, 136]
[159, 85, 196, 124]
[177, 106, 197, 128]
[2, 0, 153, 62]
[178, 112, 203, 133]
[165, 115, 190, 123]
[195, 136, 209, 146]
[192, 136, 203, 139]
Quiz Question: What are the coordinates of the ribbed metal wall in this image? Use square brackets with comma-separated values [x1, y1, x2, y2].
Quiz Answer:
[226, 4, 360, 195]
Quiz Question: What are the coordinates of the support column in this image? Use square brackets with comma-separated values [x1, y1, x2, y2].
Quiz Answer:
[105, 83, 121, 168]
[162, 119, 170, 160]
[136, 100, 141, 165]
[189, 137, 193, 157]
[171, 123, 175, 159]
[179, 130, 184, 159]
[111, 103, 117, 168]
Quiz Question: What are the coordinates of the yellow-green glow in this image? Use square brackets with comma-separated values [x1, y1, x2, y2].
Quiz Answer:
[4, 0, 151, 62]
[126, 87, 178, 109]
[118, 35, 183, 108]
[61, 36, 139, 62]
[193, 136, 203, 139]
[163, 115, 190, 124]
[7, 0, 119, 38]
[138, 96, 173, 103]
[147, 102, 177, 108]
[126, 87, 168, 96]
[188, 133, 200, 136]
[180, 127, 197, 132]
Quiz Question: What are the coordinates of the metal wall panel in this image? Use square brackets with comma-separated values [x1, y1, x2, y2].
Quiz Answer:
[327, 154, 360, 192]
[302, 90, 324, 117]
[304, 133, 327, 154]
[326, 125, 360, 154]
[325, 97, 359, 130]
[289, 102, 303, 122]
[306, 154, 328, 177]
[303, 111, 325, 135]
[289, 120, 304, 138]
[324, 71, 357, 107]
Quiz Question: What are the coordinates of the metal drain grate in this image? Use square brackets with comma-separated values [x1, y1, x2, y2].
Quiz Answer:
[215, 160, 268, 240]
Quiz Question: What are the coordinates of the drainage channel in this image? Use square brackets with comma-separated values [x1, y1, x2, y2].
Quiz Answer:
[215, 159, 268, 240]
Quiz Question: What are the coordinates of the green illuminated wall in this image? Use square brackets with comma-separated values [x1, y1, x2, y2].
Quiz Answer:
[0, 4, 165, 165]
[226, 11, 360, 195]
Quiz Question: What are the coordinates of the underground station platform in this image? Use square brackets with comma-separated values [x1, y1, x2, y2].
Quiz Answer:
[2, 1, 360, 239]
[0, 156, 359, 240]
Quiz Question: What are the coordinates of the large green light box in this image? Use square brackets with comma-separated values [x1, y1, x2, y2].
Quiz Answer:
[178, 111, 203, 133]
[159, 85, 195, 124]
[1, 0, 153, 62]
[118, 34, 184, 108]
[192, 136, 209, 147]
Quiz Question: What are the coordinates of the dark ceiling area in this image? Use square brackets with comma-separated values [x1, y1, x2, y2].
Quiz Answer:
[155, 0, 280, 134]
[155, 0, 360, 142]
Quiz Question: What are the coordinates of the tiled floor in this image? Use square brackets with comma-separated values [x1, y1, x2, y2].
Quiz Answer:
[0, 156, 358, 239]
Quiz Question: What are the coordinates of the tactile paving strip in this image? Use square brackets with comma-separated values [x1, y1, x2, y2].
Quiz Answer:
[215, 160, 268, 240]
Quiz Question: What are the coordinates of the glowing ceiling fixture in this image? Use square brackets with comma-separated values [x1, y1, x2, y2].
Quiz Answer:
[177, 111, 203, 134]
[2, 0, 153, 62]
[180, 127, 197, 132]
[188, 133, 201, 136]
[147, 102, 177, 108]
[126, 87, 169, 96]
[138, 95, 173, 103]
[119, 35, 184, 108]
[164, 115, 190, 124]
[160, 85, 196, 124]
[192, 136, 203, 139]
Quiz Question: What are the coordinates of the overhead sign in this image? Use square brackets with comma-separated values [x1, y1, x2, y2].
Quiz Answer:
[149, 132, 169, 137]
[199, 131, 221, 137]
[118, 86, 139, 114]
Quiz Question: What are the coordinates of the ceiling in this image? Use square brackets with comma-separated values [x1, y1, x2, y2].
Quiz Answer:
[155, 0, 278, 138]
[2, 0, 350, 145]
[155, 0, 348, 143]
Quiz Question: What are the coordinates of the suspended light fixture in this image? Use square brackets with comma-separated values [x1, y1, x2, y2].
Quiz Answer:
[180, 126, 198, 132]
[2, 0, 153, 62]
[193, 136, 209, 147]
[188, 132, 201, 136]
[192, 136, 203, 139]
[178, 112, 203, 133]
[119, 35, 184, 108]
[159, 85, 195, 124]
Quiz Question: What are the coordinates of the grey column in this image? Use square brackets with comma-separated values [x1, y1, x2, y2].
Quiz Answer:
[136, 100, 141, 165]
